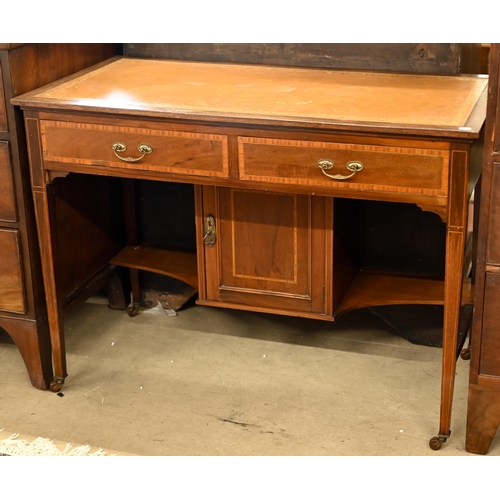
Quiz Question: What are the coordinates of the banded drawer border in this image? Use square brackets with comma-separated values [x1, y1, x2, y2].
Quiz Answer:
[238, 136, 450, 196]
[40, 120, 230, 178]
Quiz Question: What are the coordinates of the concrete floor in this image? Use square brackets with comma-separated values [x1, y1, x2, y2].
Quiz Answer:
[1, 296, 499, 457]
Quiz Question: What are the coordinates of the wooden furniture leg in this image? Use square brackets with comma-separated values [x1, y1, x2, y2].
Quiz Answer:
[466, 385, 500, 454]
[122, 179, 144, 316]
[429, 150, 470, 450]
[0, 317, 52, 390]
[105, 266, 131, 311]
[28, 174, 129, 391]
[32, 185, 67, 392]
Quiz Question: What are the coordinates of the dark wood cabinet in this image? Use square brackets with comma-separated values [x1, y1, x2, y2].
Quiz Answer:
[466, 43, 500, 454]
[0, 43, 118, 389]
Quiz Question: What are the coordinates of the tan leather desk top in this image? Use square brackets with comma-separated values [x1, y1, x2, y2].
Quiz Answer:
[13, 57, 488, 138]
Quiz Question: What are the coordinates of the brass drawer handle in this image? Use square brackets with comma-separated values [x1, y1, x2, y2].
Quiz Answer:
[318, 159, 364, 180]
[112, 142, 153, 162]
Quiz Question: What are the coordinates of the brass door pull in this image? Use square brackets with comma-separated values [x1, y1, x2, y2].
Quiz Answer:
[112, 142, 153, 162]
[318, 159, 364, 180]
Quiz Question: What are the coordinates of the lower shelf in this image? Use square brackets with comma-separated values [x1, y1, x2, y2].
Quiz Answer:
[110, 248, 474, 324]
[110, 245, 199, 290]
[334, 270, 474, 317]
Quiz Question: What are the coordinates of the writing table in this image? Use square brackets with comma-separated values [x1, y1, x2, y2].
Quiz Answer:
[13, 57, 487, 449]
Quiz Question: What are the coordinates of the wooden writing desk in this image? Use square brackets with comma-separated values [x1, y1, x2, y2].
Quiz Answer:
[13, 57, 487, 449]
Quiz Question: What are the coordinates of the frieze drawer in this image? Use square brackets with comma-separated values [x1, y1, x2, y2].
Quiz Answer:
[238, 136, 450, 196]
[40, 120, 229, 178]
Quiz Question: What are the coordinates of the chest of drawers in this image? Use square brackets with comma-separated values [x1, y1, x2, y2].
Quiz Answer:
[466, 43, 500, 454]
[13, 57, 487, 449]
[0, 43, 117, 389]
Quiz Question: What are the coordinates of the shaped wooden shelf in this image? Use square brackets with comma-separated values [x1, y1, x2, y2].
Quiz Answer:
[110, 245, 198, 290]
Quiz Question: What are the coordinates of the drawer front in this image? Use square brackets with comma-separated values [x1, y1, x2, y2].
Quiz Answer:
[0, 141, 17, 222]
[0, 229, 26, 314]
[0, 62, 7, 132]
[479, 271, 500, 378]
[239, 137, 449, 196]
[41, 121, 229, 178]
[487, 162, 500, 265]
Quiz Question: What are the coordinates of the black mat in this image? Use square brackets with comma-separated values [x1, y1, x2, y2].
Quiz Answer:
[369, 304, 471, 349]
[1, 305, 468, 350]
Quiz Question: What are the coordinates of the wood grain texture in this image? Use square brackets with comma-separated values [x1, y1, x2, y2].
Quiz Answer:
[0, 316, 52, 389]
[123, 43, 480, 75]
[7, 43, 118, 97]
[225, 190, 302, 287]
[50, 174, 126, 301]
[437, 147, 470, 439]
[13, 58, 488, 137]
[478, 272, 500, 377]
[32, 187, 67, 381]
[333, 271, 473, 317]
[17, 51, 484, 446]
[0, 229, 26, 313]
[25, 117, 45, 188]
[1, 43, 119, 390]
[40, 120, 229, 178]
[110, 245, 198, 290]
[466, 385, 500, 454]
[447, 150, 469, 228]
[486, 163, 500, 264]
[201, 187, 333, 316]
[0, 141, 17, 221]
[0, 62, 6, 132]
[493, 47, 500, 153]
[465, 44, 500, 454]
[239, 136, 449, 196]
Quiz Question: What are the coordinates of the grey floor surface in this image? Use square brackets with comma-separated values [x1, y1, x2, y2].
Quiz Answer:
[1, 296, 499, 457]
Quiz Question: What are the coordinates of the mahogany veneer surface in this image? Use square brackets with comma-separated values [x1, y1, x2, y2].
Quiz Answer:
[0, 141, 17, 221]
[0, 63, 7, 131]
[12, 55, 487, 451]
[466, 43, 500, 454]
[0, 43, 118, 390]
[0, 229, 25, 313]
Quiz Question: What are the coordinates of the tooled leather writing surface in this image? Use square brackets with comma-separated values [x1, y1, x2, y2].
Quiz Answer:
[24, 58, 488, 132]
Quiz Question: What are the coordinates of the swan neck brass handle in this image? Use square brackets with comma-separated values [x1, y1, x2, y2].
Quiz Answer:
[318, 159, 364, 180]
[112, 142, 153, 162]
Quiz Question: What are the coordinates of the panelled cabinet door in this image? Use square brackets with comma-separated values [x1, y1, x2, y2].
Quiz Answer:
[198, 186, 333, 318]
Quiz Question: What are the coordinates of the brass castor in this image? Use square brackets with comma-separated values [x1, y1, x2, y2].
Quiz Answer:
[127, 304, 141, 317]
[460, 348, 471, 360]
[49, 380, 63, 393]
[429, 436, 447, 450]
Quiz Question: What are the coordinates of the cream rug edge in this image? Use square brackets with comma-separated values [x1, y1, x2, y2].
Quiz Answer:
[0, 429, 134, 456]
